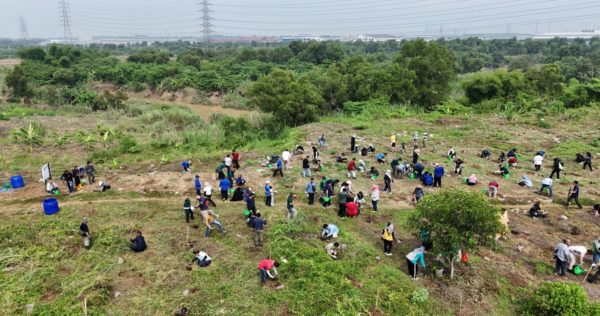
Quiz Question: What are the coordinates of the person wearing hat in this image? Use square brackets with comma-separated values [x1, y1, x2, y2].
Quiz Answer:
[382, 222, 399, 256]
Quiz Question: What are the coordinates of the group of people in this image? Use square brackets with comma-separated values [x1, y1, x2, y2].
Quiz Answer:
[45, 161, 112, 195]
[554, 238, 600, 283]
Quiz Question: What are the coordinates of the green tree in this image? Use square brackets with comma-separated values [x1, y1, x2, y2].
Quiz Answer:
[11, 122, 45, 153]
[526, 63, 564, 97]
[248, 68, 324, 127]
[395, 39, 456, 109]
[17, 47, 46, 61]
[5, 66, 33, 101]
[407, 189, 502, 278]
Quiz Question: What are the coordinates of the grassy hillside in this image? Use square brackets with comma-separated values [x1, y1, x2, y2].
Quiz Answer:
[1, 100, 599, 315]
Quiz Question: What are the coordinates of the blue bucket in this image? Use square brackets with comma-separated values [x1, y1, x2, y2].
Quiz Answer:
[43, 198, 60, 215]
[10, 175, 25, 189]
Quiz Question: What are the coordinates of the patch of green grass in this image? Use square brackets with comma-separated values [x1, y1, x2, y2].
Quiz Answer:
[552, 141, 595, 159]
[532, 260, 554, 276]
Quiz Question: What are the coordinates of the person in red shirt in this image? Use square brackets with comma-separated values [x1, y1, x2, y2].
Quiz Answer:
[231, 149, 241, 170]
[258, 259, 279, 286]
[508, 156, 518, 168]
[346, 201, 359, 217]
[347, 158, 357, 179]
[488, 181, 499, 198]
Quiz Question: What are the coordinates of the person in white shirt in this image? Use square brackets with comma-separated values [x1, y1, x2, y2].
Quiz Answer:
[282, 150, 292, 171]
[190, 249, 212, 267]
[46, 178, 59, 194]
[540, 177, 553, 197]
[325, 242, 341, 260]
[533, 154, 544, 172]
[568, 245, 587, 270]
[203, 182, 213, 199]
[224, 155, 232, 168]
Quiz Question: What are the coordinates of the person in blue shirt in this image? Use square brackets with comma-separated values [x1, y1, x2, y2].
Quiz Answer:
[421, 171, 433, 187]
[181, 160, 191, 172]
[265, 181, 273, 206]
[194, 175, 202, 196]
[321, 224, 339, 240]
[272, 157, 284, 177]
[246, 192, 256, 212]
[306, 177, 316, 205]
[413, 162, 424, 178]
[433, 164, 444, 188]
[253, 213, 266, 246]
[376, 153, 386, 164]
[507, 148, 517, 158]
[219, 178, 231, 201]
[567, 181, 583, 209]
[406, 246, 426, 279]
[235, 175, 246, 186]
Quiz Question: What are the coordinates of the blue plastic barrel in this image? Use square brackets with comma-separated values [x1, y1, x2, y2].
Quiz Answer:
[43, 198, 60, 215]
[10, 175, 25, 189]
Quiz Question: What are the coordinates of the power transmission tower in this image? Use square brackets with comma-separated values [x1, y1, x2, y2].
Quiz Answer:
[19, 16, 29, 40]
[59, 0, 73, 41]
[200, 0, 213, 47]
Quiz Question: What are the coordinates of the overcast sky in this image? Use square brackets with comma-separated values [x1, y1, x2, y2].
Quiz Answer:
[1, 0, 600, 39]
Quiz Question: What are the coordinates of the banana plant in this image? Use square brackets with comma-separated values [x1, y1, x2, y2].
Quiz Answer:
[11, 122, 43, 153]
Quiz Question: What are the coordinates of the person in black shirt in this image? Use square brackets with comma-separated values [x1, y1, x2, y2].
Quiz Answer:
[253, 213, 266, 246]
[72, 166, 81, 191]
[583, 152, 593, 171]
[61, 170, 74, 193]
[130, 231, 147, 252]
[454, 158, 464, 175]
[79, 218, 90, 237]
[529, 201, 547, 218]
[567, 181, 583, 209]
[311, 145, 319, 160]
[549, 157, 563, 179]
[302, 156, 311, 178]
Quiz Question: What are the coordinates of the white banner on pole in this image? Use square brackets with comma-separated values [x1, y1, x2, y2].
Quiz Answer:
[42, 164, 51, 180]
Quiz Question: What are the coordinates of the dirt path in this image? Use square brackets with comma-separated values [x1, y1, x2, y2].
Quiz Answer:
[0, 58, 21, 66]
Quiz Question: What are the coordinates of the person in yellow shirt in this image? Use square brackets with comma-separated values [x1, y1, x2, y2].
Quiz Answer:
[390, 134, 396, 151]
[382, 222, 400, 256]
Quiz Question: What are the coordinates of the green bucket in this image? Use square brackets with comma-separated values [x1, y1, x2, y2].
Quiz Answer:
[481, 188, 487, 194]
[53, 190, 60, 196]
[267, 163, 273, 169]
[409, 173, 415, 180]
[323, 196, 330, 202]
[229, 188, 235, 193]
[447, 156, 453, 161]
[371, 175, 377, 181]
[243, 210, 251, 217]
[504, 174, 510, 179]
[462, 177, 468, 184]
[2, 183, 11, 189]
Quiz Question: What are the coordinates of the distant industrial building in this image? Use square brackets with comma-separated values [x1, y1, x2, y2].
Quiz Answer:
[533, 30, 600, 40]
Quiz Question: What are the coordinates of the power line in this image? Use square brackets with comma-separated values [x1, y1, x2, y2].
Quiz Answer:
[19, 16, 29, 40]
[59, 0, 74, 40]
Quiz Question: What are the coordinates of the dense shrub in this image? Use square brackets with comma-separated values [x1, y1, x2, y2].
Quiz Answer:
[523, 282, 592, 316]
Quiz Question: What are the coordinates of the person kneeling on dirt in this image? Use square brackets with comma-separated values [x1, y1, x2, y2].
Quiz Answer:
[258, 259, 279, 287]
[466, 174, 478, 186]
[480, 149, 491, 159]
[181, 160, 191, 173]
[97, 181, 111, 192]
[529, 201, 547, 218]
[495, 164, 510, 177]
[190, 249, 212, 268]
[376, 153, 386, 164]
[325, 242, 341, 260]
[130, 231, 147, 252]
[454, 158, 464, 175]
[321, 224, 339, 240]
[517, 175, 533, 188]
[46, 178, 60, 195]
[508, 156, 518, 168]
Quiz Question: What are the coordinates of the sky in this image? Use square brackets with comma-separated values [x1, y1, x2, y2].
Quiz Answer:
[1, 0, 600, 39]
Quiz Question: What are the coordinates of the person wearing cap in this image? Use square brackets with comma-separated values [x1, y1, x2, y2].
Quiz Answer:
[433, 163, 444, 188]
[406, 246, 426, 279]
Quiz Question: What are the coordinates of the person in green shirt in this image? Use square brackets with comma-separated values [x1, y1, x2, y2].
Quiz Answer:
[183, 196, 194, 223]
[287, 193, 297, 221]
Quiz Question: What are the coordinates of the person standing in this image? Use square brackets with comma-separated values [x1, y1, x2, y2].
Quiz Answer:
[258, 259, 279, 287]
[413, 131, 419, 146]
[287, 193, 297, 221]
[422, 132, 428, 149]
[231, 149, 241, 170]
[85, 161, 96, 184]
[311, 144, 319, 161]
[72, 166, 81, 191]
[224, 154, 232, 169]
[306, 178, 316, 205]
[549, 157, 563, 179]
[533, 153, 544, 172]
[253, 213, 266, 247]
[273, 157, 284, 177]
[406, 246, 426, 280]
[264, 181, 273, 207]
[79, 217, 90, 247]
[567, 181, 583, 209]
[350, 135, 356, 153]
[338, 188, 348, 217]
[194, 175, 202, 196]
[413, 185, 425, 204]
[554, 239, 570, 277]
[592, 237, 600, 264]
[282, 149, 292, 171]
[382, 222, 398, 256]
[383, 170, 392, 193]
[347, 158, 357, 179]
[61, 169, 74, 194]
[183, 196, 194, 223]
[302, 156, 311, 178]
[371, 184, 380, 212]
[583, 152, 593, 171]
[390, 134, 396, 151]
[433, 164, 444, 188]
[219, 177, 231, 201]
[412, 146, 420, 164]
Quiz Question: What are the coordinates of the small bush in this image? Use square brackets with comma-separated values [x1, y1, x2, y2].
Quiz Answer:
[411, 288, 429, 304]
[523, 282, 591, 316]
